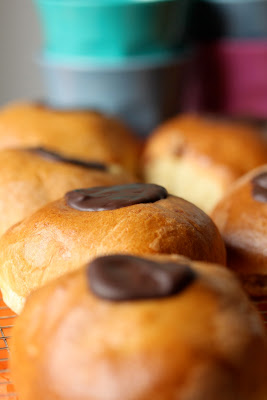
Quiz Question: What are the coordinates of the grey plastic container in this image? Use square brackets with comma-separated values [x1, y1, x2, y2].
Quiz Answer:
[40, 55, 189, 136]
[192, 0, 267, 39]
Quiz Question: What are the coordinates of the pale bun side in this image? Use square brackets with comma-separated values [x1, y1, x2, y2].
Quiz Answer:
[143, 114, 267, 213]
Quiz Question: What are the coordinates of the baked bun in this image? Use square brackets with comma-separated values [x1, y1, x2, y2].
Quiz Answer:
[143, 114, 267, 214]
[0, 102, 140, 175]
[0, 183, 226, 313]
[11, 254, 267, 400]
[0, 147, 135, 236]
[212, 165, 267, 297]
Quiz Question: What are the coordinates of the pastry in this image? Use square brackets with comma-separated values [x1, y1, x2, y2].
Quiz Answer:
[143, 114, 267, 213]
[0, 101, 140, 175]
[0, 183, 226, 313]
[0, 147, 135, 236]
[212, 165, 267, 297]
[11, 254, 267, 400]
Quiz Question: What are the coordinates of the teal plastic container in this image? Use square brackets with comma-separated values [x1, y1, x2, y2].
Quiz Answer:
[34, 0, 191, 60]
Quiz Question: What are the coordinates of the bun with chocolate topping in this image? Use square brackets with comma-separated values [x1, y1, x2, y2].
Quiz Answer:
[0, 183, 226, 313]
[11, 254, 267, 400]
[143, 114, 267, 214]
[212, 165, 267, 297]
[0, 101, 140, 175]
[0, 148, 135, 237]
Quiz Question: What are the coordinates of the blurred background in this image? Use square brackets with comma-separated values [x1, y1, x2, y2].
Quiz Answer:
[0, 0, 267, 134]
[0, 0, 42, 105]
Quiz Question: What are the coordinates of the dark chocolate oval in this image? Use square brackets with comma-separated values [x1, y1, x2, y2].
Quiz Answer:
[251, 172, 267, 203]
[28, 147, 107, 171]
[65, 183, 168, 211]
[87, 255, 196, 301]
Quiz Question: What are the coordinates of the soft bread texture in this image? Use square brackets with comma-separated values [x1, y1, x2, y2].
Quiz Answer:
[0, 193, 226, 313]
[0, 102, 140, 175]
[0, 149, 136, 237]
[11, 254, 267, 400]
[143, 114, 267, 213]
[212, 165, 267, 297]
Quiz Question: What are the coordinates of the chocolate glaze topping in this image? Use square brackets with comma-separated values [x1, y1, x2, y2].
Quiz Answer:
[65, 183, 168, 211]
[87, 255, 196, 301]
[252, 172, 267, 203]
[28, 147, 107, 171]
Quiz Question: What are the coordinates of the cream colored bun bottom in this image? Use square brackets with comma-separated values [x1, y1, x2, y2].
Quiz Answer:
[0, 281, 24, 315]
[144, 157, 229, 214]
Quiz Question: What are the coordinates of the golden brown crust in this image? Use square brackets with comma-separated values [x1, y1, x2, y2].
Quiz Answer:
[0, 102, 141, 175]
[143, 114, 267, 214]
[211, 165, 267, 297]
[0, 148, 136, 237]
[0, 193, 226, 313]
[11, 254, 267, 400]
[144, 114, 267, 175]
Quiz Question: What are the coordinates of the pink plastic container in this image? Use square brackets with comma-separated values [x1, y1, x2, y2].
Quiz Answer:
[183, 40, 267, 118]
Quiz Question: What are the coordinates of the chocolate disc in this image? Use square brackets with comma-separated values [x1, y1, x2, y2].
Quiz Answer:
[65, 183, 168, 212]
[252, 172, 267, 203]
[87, 255, 196, 301]
[28, 147, 107, 171]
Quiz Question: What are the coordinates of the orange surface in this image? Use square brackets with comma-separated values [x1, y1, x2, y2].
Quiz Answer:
[0, 294, 17, 399]
[0, 294, 266, 400]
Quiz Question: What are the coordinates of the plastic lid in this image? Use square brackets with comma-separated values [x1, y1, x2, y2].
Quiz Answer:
[35, 0, 175, 5]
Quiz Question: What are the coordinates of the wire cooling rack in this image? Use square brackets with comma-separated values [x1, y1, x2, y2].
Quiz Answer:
[0, 295, 266, 399]
[0, 295, 17, 399]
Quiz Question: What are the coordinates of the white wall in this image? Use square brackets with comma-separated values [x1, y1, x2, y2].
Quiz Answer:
[0, 0, 42, 106]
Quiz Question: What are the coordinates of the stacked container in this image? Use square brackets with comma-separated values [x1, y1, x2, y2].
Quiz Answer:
[33, 0, 193, 135]
[183, 0, 267, 118]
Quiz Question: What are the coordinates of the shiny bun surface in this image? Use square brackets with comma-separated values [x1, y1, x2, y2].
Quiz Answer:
[0, 102, 140, 175]
[0, 184, 226, 313]
[0, 148, 135, 237]
[11, 254, 267, 400]
[212, 165, 267, 297]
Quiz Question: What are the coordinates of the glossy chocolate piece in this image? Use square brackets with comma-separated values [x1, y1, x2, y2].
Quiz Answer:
[252, 172, 267, 203]
[65, 183, 168, 211]
[29, 147, 107, 171]
[87, 255, 196, 301]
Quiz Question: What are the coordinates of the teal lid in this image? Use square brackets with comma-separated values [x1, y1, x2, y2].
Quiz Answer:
[36, 0, 180, 5]
[33, 0, 192, 60]
[39, 45, 191, 67]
